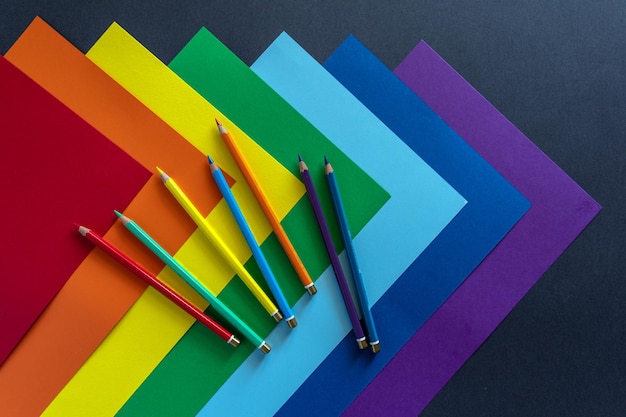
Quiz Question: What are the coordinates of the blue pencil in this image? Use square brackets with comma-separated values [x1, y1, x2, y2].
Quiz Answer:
[207, 155, 297, 328]
[325, 157, 380, 353]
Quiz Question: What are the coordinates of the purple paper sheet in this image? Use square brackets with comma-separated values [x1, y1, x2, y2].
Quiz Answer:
[344, 41, 601, 416]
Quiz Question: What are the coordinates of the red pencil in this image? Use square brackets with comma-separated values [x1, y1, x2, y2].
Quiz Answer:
[76, 224, 240, 347]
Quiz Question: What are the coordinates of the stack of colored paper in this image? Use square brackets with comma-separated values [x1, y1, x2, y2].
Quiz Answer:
[0, 16, 600, 417]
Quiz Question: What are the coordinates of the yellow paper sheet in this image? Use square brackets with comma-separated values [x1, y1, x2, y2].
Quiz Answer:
[41, 22, 303, 416]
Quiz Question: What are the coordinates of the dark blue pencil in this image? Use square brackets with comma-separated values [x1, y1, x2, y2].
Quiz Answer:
[325, 156, 380, 353]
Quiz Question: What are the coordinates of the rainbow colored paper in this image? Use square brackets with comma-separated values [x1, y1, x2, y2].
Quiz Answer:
[0, 14, 601, 417]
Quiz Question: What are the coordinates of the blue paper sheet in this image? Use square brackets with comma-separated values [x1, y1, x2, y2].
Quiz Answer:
[273, 35, 531, 417]
[195, 32, 466, 417]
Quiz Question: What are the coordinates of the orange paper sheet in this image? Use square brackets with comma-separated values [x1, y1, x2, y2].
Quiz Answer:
[0, 17, 232, 416]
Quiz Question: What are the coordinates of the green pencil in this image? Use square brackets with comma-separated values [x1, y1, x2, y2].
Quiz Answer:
[114, 210, 270, 353]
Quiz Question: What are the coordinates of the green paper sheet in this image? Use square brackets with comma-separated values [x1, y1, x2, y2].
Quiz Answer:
[81, 25, 390, 417]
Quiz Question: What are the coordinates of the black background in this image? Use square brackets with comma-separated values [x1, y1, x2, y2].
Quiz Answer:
[1, 1, 624, 416]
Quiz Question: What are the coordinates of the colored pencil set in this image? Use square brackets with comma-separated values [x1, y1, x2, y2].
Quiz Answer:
[77, 121, 379, 354]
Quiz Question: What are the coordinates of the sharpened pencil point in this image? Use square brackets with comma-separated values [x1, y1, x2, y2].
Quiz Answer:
[114, 210, 130, 225]
[215, 119, 227, 134]
[324, 155, 329, 165]
[298, 155, 308, 173]
[156, 167, 169, 182]
[77, 225, 89, 236]
[325, 159, 334, 174]
[207, 155, 214, 164]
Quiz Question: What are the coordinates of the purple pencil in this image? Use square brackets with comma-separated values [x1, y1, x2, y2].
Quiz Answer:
[298, 154, 367, 349]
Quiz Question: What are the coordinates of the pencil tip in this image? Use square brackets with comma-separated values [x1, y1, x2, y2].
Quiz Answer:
[215, 119, 227, 134]
[207, 155, 214, 164]
[115, 211, 131, 225]
[156, 167, 169, 182]
[324, 158, 333, 174]
[73, 222, 88, 235]
[298, 155, 308, 172]
[156, 167, 170, 183]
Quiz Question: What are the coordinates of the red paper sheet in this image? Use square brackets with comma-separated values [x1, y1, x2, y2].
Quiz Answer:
[0, 55, 151, 364]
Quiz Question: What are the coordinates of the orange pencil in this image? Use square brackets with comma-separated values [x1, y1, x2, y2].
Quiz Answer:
[216, 119, 317, 295]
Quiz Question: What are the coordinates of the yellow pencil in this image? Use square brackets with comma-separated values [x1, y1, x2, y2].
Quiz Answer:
[216, 119, 317, 295]
[157, 167, 283, 322]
